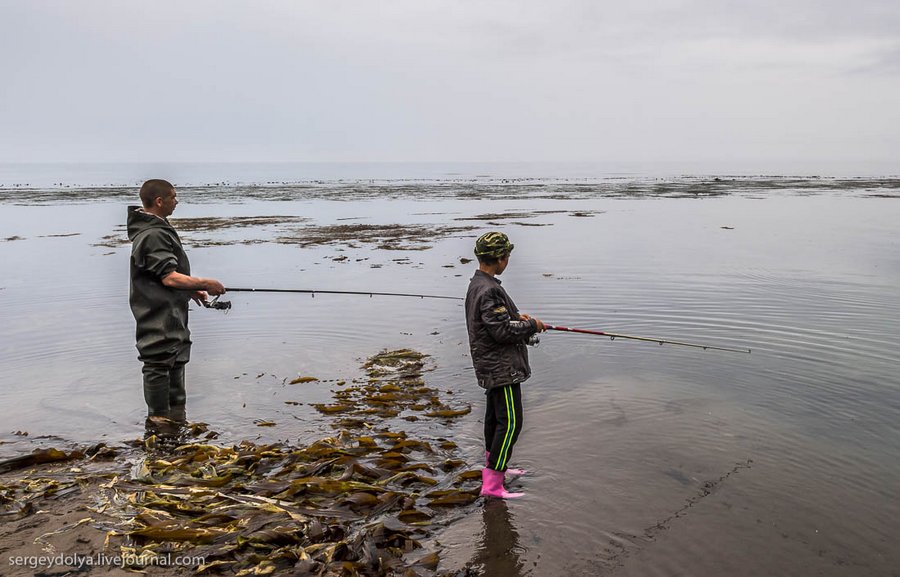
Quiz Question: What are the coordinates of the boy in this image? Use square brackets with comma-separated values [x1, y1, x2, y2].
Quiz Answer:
[465, 232, 545, 499]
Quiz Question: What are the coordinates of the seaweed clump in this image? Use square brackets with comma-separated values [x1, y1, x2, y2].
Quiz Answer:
[277, 224, 477, 251]
[115, 349, 479, 575]
[316, 349, 472, 423]
[113, 434, 478, 575]
[94, 216, 309, 249]
[0, 349, 480, 576]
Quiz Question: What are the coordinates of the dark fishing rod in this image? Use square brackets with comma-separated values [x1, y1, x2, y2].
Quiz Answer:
[546, 324, 751, 354]
[223, 287, 463, 301]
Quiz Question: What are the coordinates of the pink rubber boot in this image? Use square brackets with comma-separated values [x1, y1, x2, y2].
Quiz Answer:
[485, 450, 527, 477]
[480, 468, 525, 499]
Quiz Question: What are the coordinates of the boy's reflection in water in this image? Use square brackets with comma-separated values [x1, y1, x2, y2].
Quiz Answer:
[468, 499, 526, 576]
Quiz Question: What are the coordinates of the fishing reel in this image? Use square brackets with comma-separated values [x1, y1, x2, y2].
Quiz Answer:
[203, 295, 232, 311]
[526, 333, 540, 347]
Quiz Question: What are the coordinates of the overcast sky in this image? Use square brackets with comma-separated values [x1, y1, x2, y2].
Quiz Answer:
[1, 0, 898, 165]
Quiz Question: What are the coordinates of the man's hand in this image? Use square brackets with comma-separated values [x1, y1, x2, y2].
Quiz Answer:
[192, 291, 208, 307]
[204, 279, 226, 296]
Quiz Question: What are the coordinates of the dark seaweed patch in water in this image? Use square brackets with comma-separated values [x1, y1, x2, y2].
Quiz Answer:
[93, 231, 128, 248]
[310, 349, 471, 422]
[99, 219, 478, 251]
[277, 224, 478, 251]
[95, 216, 312, 249]
[0, 349, 480, 576]
[454, 210, 568, 222]
[170, 215, 309, 232]
[171, 216, 310, 248]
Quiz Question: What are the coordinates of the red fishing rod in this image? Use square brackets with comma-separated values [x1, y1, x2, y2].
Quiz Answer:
[545, 325, 751, 354]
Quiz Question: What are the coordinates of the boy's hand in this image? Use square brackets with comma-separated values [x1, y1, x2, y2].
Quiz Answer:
[520, 313, 545, 332]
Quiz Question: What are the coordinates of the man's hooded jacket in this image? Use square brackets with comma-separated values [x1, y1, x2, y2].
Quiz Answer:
[127, 206, 192, 360]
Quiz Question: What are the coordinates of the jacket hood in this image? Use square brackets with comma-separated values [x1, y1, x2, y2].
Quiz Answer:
[127, 205, 174, 241]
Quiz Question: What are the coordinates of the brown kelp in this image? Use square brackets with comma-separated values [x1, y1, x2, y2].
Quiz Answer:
[0, 447, 85, 474]
[307, 349, 471, 425]
[0, 349, 481, 576]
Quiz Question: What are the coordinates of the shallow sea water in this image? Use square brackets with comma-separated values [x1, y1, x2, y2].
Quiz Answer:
[1, 171, 899, 576]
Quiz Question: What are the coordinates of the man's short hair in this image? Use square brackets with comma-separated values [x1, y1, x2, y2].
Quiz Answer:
[140, 179, 175, 208]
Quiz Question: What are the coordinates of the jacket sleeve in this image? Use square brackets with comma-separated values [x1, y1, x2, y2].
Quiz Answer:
[479, 287, 538, 344]
[132, 230, 178, 279]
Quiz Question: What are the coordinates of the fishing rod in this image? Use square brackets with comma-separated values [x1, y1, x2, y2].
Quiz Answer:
[545, 324, 751, 354]
[204, 292, 749, 354]
[201, 287, 462, 311]
[223, 287, 463, 301]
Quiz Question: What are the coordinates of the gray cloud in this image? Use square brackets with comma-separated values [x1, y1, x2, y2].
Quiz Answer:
[0, 0, 897, 164]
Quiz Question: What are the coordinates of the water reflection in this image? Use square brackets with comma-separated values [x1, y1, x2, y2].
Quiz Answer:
[468, 500, 527, 577]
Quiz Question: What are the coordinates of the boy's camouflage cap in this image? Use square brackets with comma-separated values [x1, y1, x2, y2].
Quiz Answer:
[474, 231, 514, 257]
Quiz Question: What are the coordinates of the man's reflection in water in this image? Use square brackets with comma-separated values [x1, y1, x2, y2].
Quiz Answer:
[468, 500, 526, 576]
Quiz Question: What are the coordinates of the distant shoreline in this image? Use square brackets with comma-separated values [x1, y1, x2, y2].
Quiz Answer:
[1, 160, 898, 191]
[2, 175, 898, 204]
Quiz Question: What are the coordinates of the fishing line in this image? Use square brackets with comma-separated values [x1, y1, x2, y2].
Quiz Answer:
[546, 325, 751, 354]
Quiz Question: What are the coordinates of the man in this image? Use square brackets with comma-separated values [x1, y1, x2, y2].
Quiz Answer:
[465, 231, 545, 499]
[128, 179, 225, 425]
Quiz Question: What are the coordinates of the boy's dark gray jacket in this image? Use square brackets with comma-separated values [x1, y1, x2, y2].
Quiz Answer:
[128, 206, 192, 360]
[465, 270, 539, 390]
